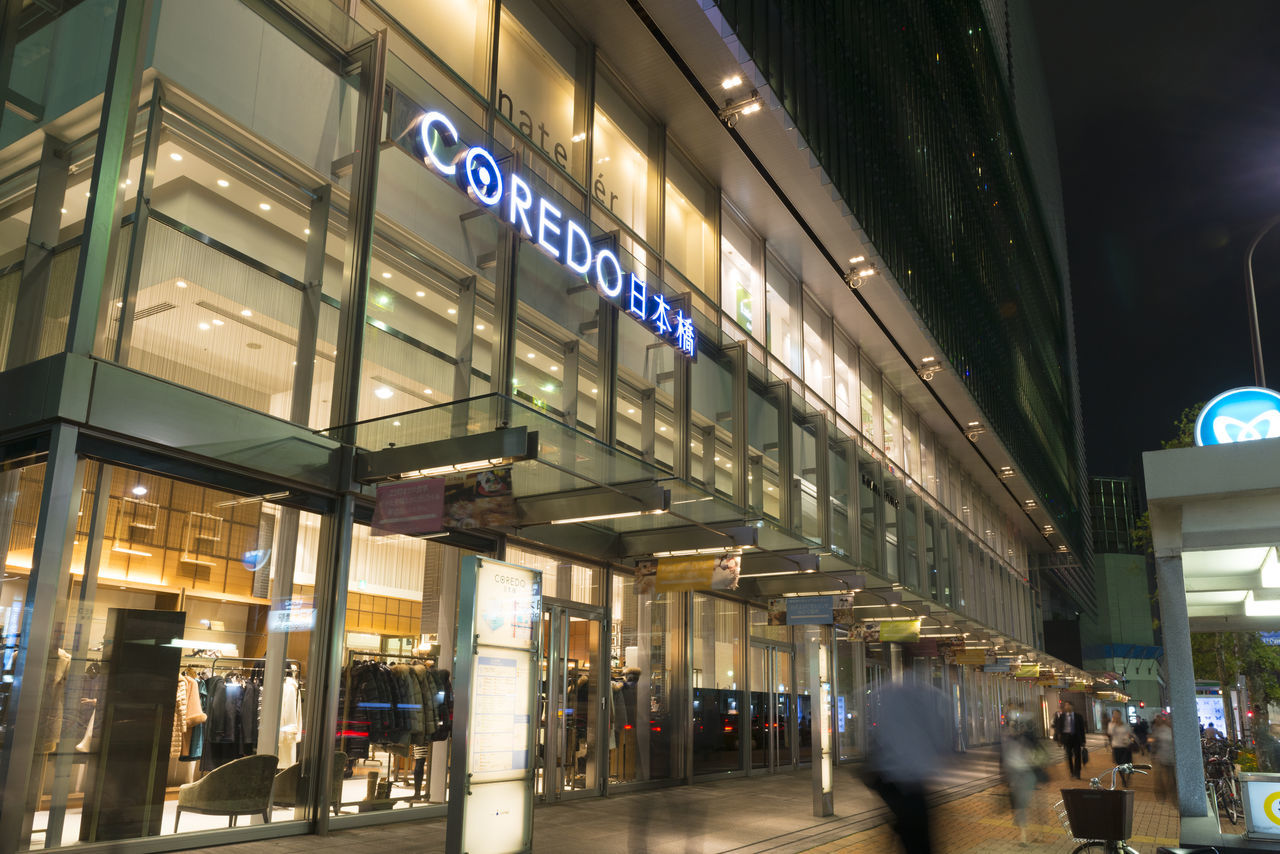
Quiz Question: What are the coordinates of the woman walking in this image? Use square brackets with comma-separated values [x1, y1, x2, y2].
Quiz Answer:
[1108, 709, 1136, 786]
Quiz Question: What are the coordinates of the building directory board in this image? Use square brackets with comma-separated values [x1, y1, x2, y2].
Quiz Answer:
[448, 557, 542, 854]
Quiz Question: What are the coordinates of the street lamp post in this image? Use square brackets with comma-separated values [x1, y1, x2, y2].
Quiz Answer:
[1244, 214, 1280, 388]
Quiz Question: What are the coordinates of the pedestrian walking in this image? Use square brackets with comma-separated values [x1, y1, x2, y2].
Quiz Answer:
[1150, 714, 1176, 802]
[864, 674, 951, 854]
[1002, 701, 1039, 844]
[1053, 700, 1086, 779]
[1133, 715, 1150, 754]
[1108, 709, 1135, 786]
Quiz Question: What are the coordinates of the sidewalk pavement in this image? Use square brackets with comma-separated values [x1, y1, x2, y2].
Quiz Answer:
[803, 734, 1181, 854]
[179, 734, 1179, 854]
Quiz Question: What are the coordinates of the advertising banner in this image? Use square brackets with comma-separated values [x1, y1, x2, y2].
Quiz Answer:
[956, 649, 988, 666]
[374, 467, 515, 535]
[1016, 664, 1041, 679]
[654, 552, 741, 592]
[878, 619, 921, 642]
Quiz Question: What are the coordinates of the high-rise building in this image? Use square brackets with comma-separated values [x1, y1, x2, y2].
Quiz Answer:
[0, 0, 1088, 849]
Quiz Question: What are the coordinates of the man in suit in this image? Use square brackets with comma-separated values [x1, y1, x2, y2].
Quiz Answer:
[1054, 700, 1086, 779]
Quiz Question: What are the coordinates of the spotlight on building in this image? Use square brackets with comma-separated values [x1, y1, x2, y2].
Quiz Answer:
[843, 264, 877, 289]
[718, 90, 763, 128]
[965, 420, 985, 442]
[918, 356, 943, 381]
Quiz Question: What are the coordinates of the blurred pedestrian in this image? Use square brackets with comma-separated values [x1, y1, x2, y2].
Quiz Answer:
[1108, 709, 1135, 786]
[1053, 701, 1086, 779]
[865, 674, 951, 854]
[1133, 715, 1150, 755]
[1150, 714, 1176, 802]
[1002, 701, 1038, 844]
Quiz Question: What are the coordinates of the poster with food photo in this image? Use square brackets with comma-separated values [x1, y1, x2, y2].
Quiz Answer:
[443, 466, 516, 529]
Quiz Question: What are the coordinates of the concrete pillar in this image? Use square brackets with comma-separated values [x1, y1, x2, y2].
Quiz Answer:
[1155, 552, 1208, 817]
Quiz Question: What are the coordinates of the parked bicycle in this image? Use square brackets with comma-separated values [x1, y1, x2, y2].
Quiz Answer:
[1203, 738, 1242, 825]
[1054, 762, 1151, 854]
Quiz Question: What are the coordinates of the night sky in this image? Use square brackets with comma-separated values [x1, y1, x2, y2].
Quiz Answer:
[1031, 2, 1280, 477]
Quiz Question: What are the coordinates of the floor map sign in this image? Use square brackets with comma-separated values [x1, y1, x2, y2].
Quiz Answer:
[449, 557, 542, 854]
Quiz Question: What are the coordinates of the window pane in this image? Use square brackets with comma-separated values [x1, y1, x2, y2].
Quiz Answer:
[833, 332, 858, 427]
[495, 0, 583, 180]
[664, 151, 716, 298]
[376, 0, 493, 92]
[765, 257, 802, 375]
[611, 575, 678, 781]
[802, 292, 832, 400]
[883, 384, 900, 463]
[592, 73, 658, 245]
[859, 357, 880, 446]
[721, 202, 762, 338]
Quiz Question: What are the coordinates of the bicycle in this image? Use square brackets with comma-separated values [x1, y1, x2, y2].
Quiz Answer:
[1203, 739, 1242, 824]
[1053, 762, 1151, 854]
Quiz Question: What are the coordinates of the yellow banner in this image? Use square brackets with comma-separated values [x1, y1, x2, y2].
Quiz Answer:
[654, 556, 714, 591]
[1015, 664, 1040, 678]
[879, 619, 921, 642]
[956, 649, 987, 666]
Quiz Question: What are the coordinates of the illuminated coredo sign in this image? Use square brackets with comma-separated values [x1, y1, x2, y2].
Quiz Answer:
[1195, 386, 1280, 446]
[418, 111, 696, 359]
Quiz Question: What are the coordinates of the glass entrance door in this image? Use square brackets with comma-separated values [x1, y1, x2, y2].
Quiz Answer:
[537, 604, 602, 800]
[749, 642, 795, 771]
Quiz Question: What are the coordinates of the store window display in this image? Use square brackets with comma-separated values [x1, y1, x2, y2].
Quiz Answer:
[3, 462, 320, 849]
[592, 72, 659, 248]
[333, 529, 457, 812]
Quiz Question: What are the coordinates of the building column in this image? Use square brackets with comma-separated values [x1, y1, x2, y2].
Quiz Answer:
[1155, 551, 1207, 817]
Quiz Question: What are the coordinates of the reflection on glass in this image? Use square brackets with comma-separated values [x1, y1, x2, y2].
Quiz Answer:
[802, 293, 832, 401]
[377, 0, 493, 92]
[592, 74, 657, 244]
[692, 594, 742, 774]
[609, 576, 675, 783]
[765, 259, 801, 375]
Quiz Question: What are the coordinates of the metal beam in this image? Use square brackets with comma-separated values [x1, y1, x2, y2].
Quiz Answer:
[6, 132, 70, 367]
[355, 426, 535, 482]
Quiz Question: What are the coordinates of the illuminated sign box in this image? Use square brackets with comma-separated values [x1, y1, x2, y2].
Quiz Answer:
[1195, 387, 1280, 446]
[1240, 773, 1280, 839]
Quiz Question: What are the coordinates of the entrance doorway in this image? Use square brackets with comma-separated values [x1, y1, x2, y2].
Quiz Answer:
[537, 603, 603, 800]
[749, 642, 795, 771]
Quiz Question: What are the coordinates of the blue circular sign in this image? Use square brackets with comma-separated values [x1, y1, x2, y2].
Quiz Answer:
[1194, 387, 1280, 446]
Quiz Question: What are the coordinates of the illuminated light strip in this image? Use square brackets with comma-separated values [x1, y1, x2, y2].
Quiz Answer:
[416, 107, 695, 359]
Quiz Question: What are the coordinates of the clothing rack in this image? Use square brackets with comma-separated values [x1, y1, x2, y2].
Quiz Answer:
[181, 654, 301, 671]
[344, 650, 435, 667]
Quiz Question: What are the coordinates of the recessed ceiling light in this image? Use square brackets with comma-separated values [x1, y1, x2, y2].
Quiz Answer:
[416, 290, 426, 297]
[423, 388, 433, 395]
[60, 208, 67, 214]
[212, 318, 224, 326]
[392, 421, 401, 427]
[217, 179, 229, 188]
[591, 388, 598, 394]
[304, 227, 311, 235]
[381, 272, 391, 279]
[131, 485, 148, 496]
[175, 280, 188, 288]
[198, 322, 211, 331]
[115, 300, 123, 308]
[259, 202, 271, 211]
[527, 352, 536, 359]
[659, 426, 667, 431]
[241, 309, 252, 317]
[374, 386, 394, 399]
[628, 408, 636, 414]
[476, 323, 485, 330]
[85, 192, 91, 197]
[722, 74, 743, 89]
[447, 308, 456, 314]
[169, 152, 183, 161]
[549, 365, 558, 371]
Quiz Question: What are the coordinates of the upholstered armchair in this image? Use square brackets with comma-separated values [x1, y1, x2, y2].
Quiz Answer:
[174, 754, 278, 831]
[272, 751, 348, 816]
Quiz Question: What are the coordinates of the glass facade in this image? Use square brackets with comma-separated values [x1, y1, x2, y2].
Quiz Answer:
[0, 0, 1076, 850]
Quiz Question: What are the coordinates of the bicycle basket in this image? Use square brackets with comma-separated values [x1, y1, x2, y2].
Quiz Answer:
[1052, 799, 1072, 837]
[1060, 787, 1134, 841]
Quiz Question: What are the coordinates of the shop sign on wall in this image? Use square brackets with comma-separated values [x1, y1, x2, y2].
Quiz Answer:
[373, 468, 515, 537]
[415, 109, 697, 359]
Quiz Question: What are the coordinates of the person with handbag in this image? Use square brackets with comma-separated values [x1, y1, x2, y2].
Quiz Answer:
[1053, 700, 1087, 779]
[1108, 709, 1136, 786]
